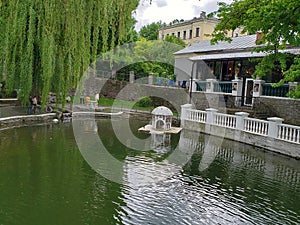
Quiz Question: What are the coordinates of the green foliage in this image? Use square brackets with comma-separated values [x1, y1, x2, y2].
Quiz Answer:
[102, 37, 184, 80]
[99, 97, 153, 111]
[139, 21, 165, 40]
[210, 0, 300, 97]
[136, 96, 153, 107]
[0, 0, 139, 106]
[164, 35, 186, 47]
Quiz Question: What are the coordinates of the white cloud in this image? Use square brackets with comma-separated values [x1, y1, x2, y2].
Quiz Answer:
[156, 0, 168, 7]
[134, 0, 232, 31]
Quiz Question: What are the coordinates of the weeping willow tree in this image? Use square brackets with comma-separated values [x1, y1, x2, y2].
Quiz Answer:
[0, 0, 139, 106]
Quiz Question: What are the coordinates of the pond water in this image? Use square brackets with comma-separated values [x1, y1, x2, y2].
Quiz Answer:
[0, 119, 299, 225]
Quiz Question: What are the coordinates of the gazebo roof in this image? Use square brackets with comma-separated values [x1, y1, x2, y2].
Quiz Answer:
[152, 106, 173, 116]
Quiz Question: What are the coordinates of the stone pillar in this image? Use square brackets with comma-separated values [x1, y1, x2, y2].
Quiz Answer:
[289, 82, 298, 93]
[235, 112, 249, 130]
[148, 72, 154, 85]
[232, 78, 243, 107]
[181, 104, 193, 127]
[253, 79, 265, 97]
[267, 117, 284, 138]
[129, 71, 135, 83]
[206, 79, 216, 93]
[205, 108, 218, 125]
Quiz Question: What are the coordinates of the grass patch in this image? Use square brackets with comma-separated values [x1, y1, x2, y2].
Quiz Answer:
[99, 97, 154, 112]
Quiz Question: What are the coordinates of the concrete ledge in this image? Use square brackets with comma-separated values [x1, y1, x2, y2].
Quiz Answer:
[0, 113, 57, 129]
[183, 120, 300, 158]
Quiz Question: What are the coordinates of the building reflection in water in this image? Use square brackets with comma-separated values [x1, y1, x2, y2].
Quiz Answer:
[150, 133, 171, 153]
[178, 130, 300, 186]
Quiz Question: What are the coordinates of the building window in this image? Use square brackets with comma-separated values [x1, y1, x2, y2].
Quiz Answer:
[172, 33, 174, 36]
[162, 34, 164, 39]
[183, 31, 186, 40]
[195, 28, 200, 37]
[167, 34, 169, 37]
[177, 31, 181, 38]
[189, 29, 192, 39]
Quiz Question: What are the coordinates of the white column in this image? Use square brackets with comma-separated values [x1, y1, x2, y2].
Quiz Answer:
[253, 79, 265, 97]
[129, 71, 135, 83]
[189, 79, 197, 92]
[181, 104, 193, 127]
[235, 112, 249, 130]
[267, 117, 284, 138]
[232, 78, 243, 107]
[206, 108, 218, 125]
[206, 79, 216, 93]
[148, 72, 154, 85]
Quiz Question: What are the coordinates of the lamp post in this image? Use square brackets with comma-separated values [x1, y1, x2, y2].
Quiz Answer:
[189, 61, 196, 104]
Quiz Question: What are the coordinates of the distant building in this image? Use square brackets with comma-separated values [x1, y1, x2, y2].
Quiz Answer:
[158, 11, 246, 45]
[173, 33, 300, 106]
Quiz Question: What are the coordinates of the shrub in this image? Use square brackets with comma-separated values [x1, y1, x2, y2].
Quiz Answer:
[136, 96, 153, 107]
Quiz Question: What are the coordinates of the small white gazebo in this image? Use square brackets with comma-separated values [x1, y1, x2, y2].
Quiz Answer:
[151, 106, 173, 131]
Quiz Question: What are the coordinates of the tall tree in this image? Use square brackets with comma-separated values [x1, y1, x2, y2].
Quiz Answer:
[139, 21, 165, 40]
[0, 0, 139, 105]
[210, 0, 300, 97]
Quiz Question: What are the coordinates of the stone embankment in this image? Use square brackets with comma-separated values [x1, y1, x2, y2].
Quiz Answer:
[0, 113, 57, 129]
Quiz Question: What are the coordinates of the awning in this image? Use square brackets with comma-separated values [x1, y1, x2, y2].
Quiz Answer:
[189, 48, 300, 61]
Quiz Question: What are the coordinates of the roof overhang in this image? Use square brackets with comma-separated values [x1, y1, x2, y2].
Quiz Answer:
[189, 48, 300, 61]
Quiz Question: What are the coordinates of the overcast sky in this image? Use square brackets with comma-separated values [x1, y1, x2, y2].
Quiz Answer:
[134, 0, 232, 31]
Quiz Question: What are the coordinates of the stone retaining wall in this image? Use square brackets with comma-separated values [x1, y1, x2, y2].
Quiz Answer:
[183, 120, 300, 159]
[253, 97, 300, 126]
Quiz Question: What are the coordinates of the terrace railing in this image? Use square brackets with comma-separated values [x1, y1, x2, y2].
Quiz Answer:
[262, 83, 289, 97]
[196, 81, 207, 92]
[213, 82, 233, 93]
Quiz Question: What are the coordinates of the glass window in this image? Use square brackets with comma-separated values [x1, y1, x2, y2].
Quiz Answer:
[189, 29, 192, 39]
[183, 31, 186, 40]
[195, 28, 200, 37]
[215, 62, 221, 80]
[177, 32, 180, 38]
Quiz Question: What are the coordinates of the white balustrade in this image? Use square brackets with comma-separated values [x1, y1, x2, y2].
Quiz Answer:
[278, 124, 300, 144]
[181, 106, 300, 145]
[213, 113, 236, 128]
[186, 109, 207, 123]
[243, 118, 269, 135]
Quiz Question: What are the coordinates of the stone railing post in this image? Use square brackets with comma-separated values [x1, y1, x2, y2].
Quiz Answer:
[129, 71, 135, 83]
[206, 79, 216, 93]
[205, 108, 218, 125]
[181, 104, 193, 127]
[232, 78, 243, 107]
[267, 117, 284, 138]
[253, 79, 265, 97]
[289, 82, 298, 93]
[148, 72, 154, 85]
[235, 112, 249, 130]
